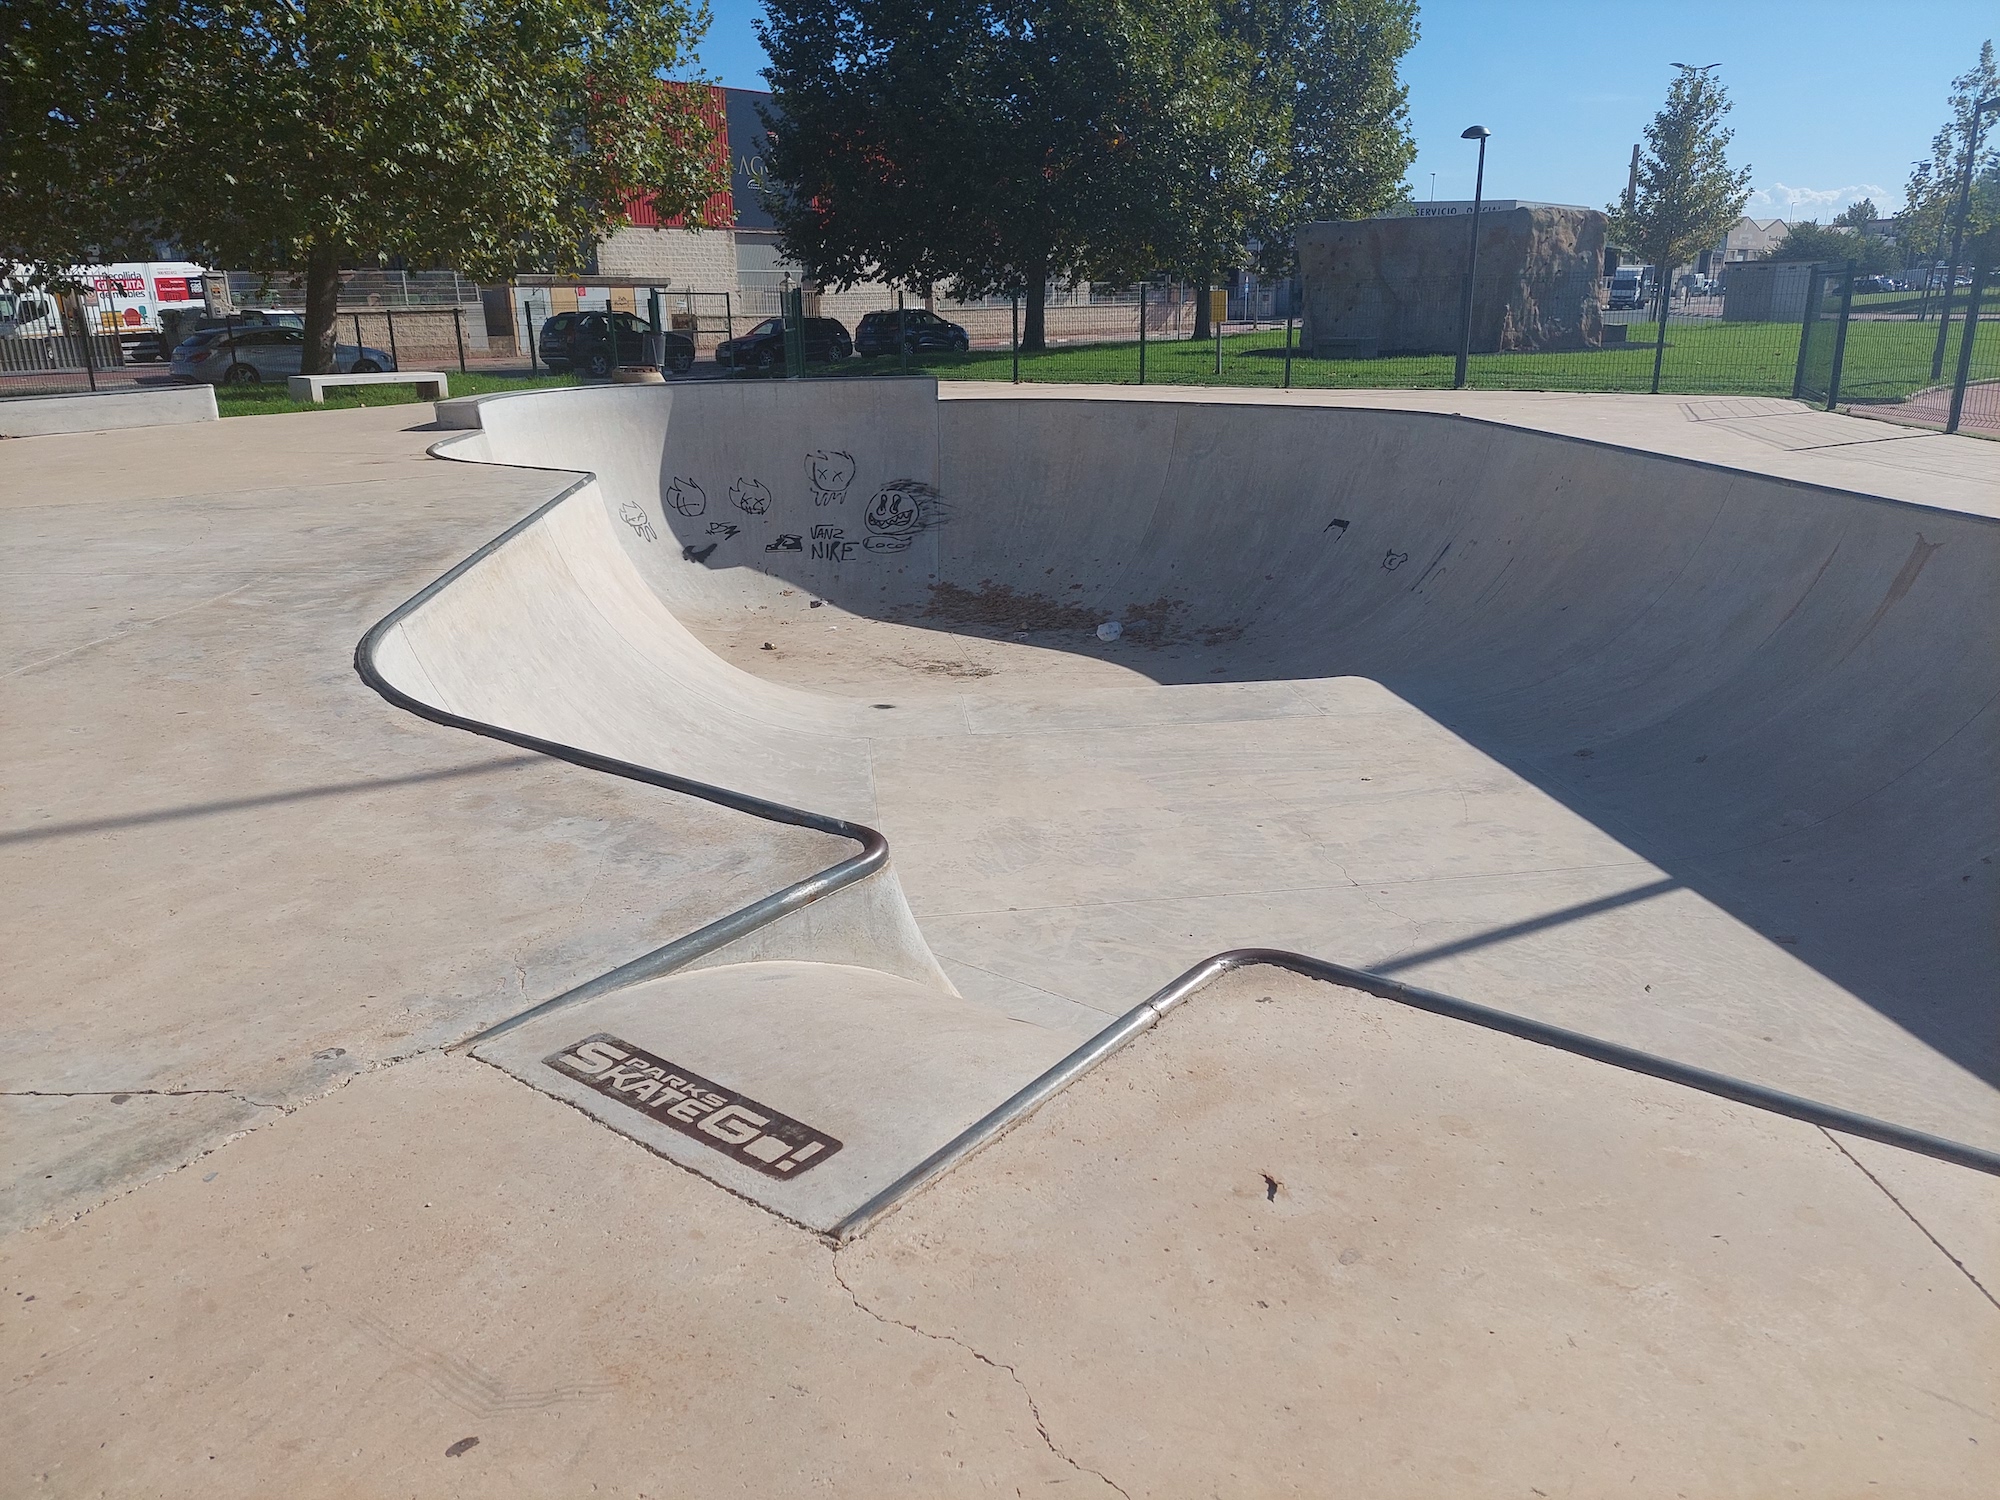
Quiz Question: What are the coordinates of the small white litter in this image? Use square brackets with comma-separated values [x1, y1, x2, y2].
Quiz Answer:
[1096, 620, 1123, 642]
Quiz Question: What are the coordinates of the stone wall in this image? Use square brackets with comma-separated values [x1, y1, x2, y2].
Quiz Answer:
[1299, 207, 1607, 356]
[596, 226, 738, 290]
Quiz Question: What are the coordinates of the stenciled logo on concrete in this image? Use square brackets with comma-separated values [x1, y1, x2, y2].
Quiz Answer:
[544, 1034, 843, 1178]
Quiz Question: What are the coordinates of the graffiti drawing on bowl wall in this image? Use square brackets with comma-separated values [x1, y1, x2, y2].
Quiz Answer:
[862, 480, 950, 554]
[810, 524, 858, 563]
[730, 479, 771, 515]
[666, 477, 708, 518]
[617, 498, 657, 542]
[806, 451, 856, 506]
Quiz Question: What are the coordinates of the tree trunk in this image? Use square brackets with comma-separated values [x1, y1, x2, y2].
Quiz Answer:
[1192, 271, 1211, 341]
[302, 244, 342, 375]
[1021, 262, 1048, 353]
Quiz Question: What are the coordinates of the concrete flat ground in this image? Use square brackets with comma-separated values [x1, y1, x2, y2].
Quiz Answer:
[3, 388, 1996, 1495]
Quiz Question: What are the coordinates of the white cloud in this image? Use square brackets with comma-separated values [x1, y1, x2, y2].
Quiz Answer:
[1748, 182, 1892, 218]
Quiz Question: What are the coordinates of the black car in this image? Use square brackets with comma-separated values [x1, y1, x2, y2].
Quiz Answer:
[855, 308, 969, 357]
[539, 310, 695, 376]
[714, 316, 851, 371]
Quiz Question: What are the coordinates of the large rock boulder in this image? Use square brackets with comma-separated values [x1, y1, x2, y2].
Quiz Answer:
[1299, 206, 1607, 356]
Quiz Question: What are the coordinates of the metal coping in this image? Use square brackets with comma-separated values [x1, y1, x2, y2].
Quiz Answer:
[349, 388, 1999, 1246]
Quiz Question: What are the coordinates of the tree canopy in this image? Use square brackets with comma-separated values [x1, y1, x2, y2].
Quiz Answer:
[756, 0, 1416, 347]
[1606, 63, 1751, 273]
[1899, 40, 1997, 271]
[1765, 220, 1897, 275]
[3, 1, 725, 369]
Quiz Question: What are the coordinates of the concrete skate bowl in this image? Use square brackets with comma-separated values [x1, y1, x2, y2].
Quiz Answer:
[361, 378, 1999, 1175]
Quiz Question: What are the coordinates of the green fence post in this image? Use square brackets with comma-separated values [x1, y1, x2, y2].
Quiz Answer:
[1214, 289, 1223, 376]
[1946, 262, 1989, 435]
[1283, 311, 1294, 390]
[898, 290, 908, 376]
[1823, 259, 1856, 411]
[785, 286, 805, 378]
[1138, 285, 1147, 386]
[1010, 295, 1020, 384]
[1790, 265, 1825, 401]
[1649, 262, 1670, 394]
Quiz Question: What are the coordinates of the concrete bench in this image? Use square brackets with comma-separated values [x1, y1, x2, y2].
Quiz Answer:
[286, 371, 448, 403]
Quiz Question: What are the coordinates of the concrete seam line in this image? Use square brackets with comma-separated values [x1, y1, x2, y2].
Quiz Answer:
[354, 391, 1998, 1249]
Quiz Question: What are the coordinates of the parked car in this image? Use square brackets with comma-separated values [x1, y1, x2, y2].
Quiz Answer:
[538, 310, 695, 376]
[1852, 275, 1899, 295]
[855, 308, 970, 357]
[169, 325, 395, 385]
[714, 316, 852, 371]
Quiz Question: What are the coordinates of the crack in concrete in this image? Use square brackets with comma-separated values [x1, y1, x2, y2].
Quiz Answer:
[11, 1045, 446, 1232]
[1822, 1128, 1999, 1313]
[2, 1087, 284, 1109]
[829, 1251, 1132, 1498]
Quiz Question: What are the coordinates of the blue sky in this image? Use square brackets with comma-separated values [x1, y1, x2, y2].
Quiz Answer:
[693, 0, 1996, 221]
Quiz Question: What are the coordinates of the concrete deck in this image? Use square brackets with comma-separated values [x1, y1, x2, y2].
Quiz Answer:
[4, 387, 1996, 1494]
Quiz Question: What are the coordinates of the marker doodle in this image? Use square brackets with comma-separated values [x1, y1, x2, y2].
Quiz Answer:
[617, 498, 657, 542]
[1325, 517, 1350, 539]
[665, 477, 708, 518]
[682, 542, 719, 565]
[730, 479, 771, 515]
[766, 533, 804, 553]
[806, 450, 856, 506]
[861, 480, 950, 554]
[707, 521, 741, 540]
[810, 523, 858, 563]
[1381, 549, 1409, 571]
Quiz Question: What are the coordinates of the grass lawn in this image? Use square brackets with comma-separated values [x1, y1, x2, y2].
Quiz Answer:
[845, 312, 1996, 405]
[212, 368, 578, 417]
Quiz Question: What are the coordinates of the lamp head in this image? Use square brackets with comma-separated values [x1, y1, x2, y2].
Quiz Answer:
[1461, 125, 1491, 140]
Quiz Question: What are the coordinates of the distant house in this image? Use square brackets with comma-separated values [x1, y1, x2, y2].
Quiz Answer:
[1713, 217, 1790, 269]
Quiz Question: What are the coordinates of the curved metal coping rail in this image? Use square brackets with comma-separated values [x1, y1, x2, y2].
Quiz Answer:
[353, 424, 2000, 1246]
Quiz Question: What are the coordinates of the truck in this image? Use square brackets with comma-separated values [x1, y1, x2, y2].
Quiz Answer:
[3, 261, 217, 360]
[1606, 265, 1653, 311]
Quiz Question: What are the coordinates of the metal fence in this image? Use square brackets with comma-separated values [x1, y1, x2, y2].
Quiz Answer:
[0, 332, 128, 398]
[225, 269, 481, 311]
[763, 260, 1998, 438]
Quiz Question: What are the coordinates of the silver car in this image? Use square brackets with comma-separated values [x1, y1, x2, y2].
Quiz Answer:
[170, 325, 395, 385]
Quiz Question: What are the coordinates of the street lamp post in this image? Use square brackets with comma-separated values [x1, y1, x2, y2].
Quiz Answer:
[1931, 95, 2000, 380]
[1453, 125, 1491, 390]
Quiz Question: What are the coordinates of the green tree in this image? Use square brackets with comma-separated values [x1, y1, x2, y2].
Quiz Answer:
[1900, 40, 1998, 274]
[1606, 63, 1752, 281]
[1832, 198, 1877, 229]
[759, 0, 1257, 350]
[1766, 220, 1896, 275]
[2, 2, 174, 292]
[1242, 0, 1419, 279]
[4, 1, 725, 372]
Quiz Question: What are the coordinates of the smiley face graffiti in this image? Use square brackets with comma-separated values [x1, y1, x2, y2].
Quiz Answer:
[730, 478, 771, 515]
[861, 480, 949, 553]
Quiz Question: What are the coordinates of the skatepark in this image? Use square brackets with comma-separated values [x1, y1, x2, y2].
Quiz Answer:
[5, 379, 1998, 1494]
